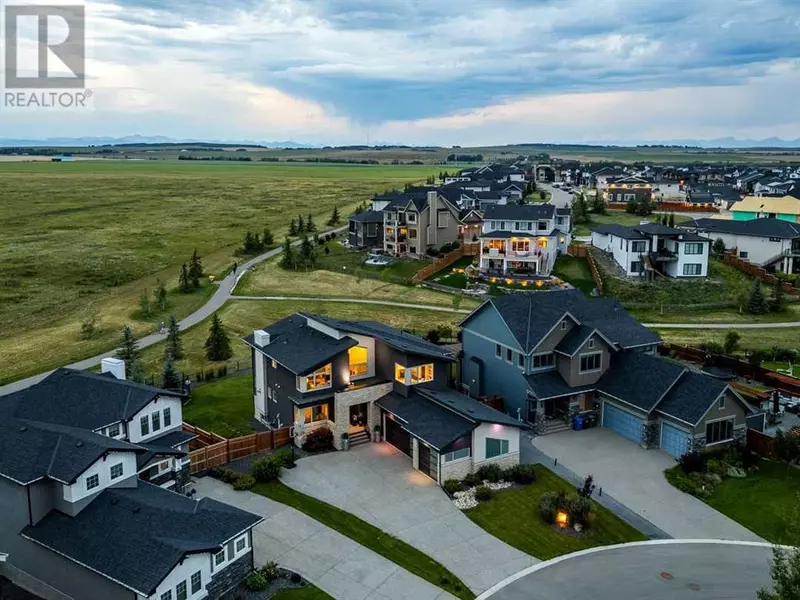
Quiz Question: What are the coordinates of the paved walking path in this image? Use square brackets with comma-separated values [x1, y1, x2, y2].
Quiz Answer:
[194, 477, 457, 600]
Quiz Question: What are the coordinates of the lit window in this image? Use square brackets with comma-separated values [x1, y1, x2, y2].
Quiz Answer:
[537, 238, 548, 248]
[163, 407, 171, 428]
[236, 536, 247, 552]
[511, 239, 530, 253]
[395, 363, 406, 384]
[271, 359, 277, 369]
[140, 415, 150, 436]
[86, 474, 100, 491]
[302, 404, 328, 423]
[300, 364, 331, 391]
[409, 364, 434, 385]
[485, 438, 509, 459]
[190, 572, 202, 594]
[110, 463, 124, 480]
[348, 346, 369, 377]
[151, 411, 161, 432]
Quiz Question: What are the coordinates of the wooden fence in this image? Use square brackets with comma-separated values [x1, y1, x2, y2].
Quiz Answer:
[186, 425, 292, 474]
[722, 252, 799, 296]
[566, 244, 604, 295]
[606, 202, 719, 214]
[412, 243, 479, 283]
[747, 429, 775, 458]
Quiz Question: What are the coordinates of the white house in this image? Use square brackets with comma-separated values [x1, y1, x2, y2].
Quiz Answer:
[591, 223, 711, 279]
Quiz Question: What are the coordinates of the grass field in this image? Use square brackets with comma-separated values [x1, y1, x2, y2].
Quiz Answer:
[138, 299, 466, 381]
[183, 373, 255, 438]
[573, 211, 691, 237]
[0, 161, 443, 384]
[464, 466, 646, 559]
[655, 328, 799, 352]
[552, 255, 596, 296]
[630, 302, 800, 325]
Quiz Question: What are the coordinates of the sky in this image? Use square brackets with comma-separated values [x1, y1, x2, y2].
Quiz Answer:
[3, 0, 800, 146]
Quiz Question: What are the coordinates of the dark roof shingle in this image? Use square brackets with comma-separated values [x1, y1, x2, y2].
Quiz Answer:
[596, 352, 685, 413]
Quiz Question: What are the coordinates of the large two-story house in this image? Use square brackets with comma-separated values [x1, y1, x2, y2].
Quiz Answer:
[245, 313, 528, 484]
[478, 204, 571, 278]
[590, 222, 711, 279]
[460, 290, 753, 457]
[381, 190, 463, 258]
[605, 175, 654, 204]
[0, 362, 262, 600]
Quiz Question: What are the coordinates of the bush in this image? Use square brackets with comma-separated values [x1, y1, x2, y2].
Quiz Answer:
[474, 485, 493, 502]
[706, 458, 728, 477]
[205, 368, 216, 380]
[290, 572, 302, 584]
[259, 561, 279, 582]
[678, 450, 706, 474]
[462, 472, 481, 487]
[245, 571, 269, 591]
[274, 449, 295, 467]
[233, 474, 256, 491]
[505, 464, 537, 484]
[475, 463, 503, 483]
[443, 479, 463, 495]
[195, 371, 204, 382]
[567, 495, 592, 526]
[303, 428, 333, 453]
[209, 466, 243, 485]
[426, 329, 441, 343]
[252, 456, 282, 482]
[217, 365, 228, 378]
[538, 491, 561, 523]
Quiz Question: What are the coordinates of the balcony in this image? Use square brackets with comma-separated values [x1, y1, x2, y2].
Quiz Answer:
[650, 248, 678, 262]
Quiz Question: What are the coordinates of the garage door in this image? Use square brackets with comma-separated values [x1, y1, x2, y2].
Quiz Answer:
[385, 416, 411, 457]
[602, 401, 644, 445]
[417, 443, 439, 482]
[660, 422, 691, 459]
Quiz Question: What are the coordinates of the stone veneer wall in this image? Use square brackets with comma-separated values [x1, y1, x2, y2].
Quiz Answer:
[474, 451, 520, 471]
[206, 552, 253, 600]
[332, 383, 393, 450]
[439, 457, 473, 482]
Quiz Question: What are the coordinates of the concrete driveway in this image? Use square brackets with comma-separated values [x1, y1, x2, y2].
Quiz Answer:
[532, 428, 763, 541]
[281, 443, 536, 594]
[193, 477, 457, 600]
[480, 541, 773, 600]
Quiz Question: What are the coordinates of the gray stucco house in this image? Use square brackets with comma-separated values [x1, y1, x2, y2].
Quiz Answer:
[460, 289, 753, 457]
[347, 209, 384, 250]
[245, 313, 528, 484]
[0, 364, 262, 600]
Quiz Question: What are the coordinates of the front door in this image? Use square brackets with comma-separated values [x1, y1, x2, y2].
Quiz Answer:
[349, 403, 368, 432]
[544, 398, 556, 417]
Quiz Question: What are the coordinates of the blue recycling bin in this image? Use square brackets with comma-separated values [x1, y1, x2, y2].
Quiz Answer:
[573, 415, 584, 430]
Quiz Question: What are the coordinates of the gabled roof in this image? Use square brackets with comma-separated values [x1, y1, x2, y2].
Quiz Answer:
[590, 224, 648, 240]
[22, 482, 262, 597]
[596, 352, 686, 413]
[417, 387, 527, 428]
[350, 210, 384, 223]
[554, 325, 611, 356]
[656, 371, 730, 426]
[681, 217, 800, 239]
[376, 392, 476, 450]
[483, 203, 555, 221]
[525, 371, 595, 400]
[731, 195, 800, 216]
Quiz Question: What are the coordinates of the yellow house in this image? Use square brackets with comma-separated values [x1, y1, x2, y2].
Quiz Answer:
[730, 195, 800, 223]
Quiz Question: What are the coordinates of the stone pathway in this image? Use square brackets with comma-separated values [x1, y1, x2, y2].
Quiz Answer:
[193, 477, 457, 600]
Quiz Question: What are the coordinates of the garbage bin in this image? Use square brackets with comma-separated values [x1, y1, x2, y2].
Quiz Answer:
[573, 415, 584, 431]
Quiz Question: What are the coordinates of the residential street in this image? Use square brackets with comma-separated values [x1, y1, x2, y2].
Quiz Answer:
[478, 541, 773, 600]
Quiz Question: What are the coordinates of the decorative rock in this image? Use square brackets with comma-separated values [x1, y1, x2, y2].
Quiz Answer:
[727, 466, 747, 479]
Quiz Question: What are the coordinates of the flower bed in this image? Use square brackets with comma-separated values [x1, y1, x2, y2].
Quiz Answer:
[452, 480, 513, 509]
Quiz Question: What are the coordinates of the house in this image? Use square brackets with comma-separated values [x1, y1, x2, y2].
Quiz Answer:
[348, 210, 384, 250]
[460, 290, 752, 457]
[245, 313, 528, 484]
[590, 223, 711, 278]
[0, 362, 262, 600]
[478, 204, 571, 278]
[605, 175, 654, 204]
[730, 195, 800, 223]
[652, 179, 684, 200]
[680, 218, 800, 274]
[590, 166, 626, 190]
[382, 190, 462, 258]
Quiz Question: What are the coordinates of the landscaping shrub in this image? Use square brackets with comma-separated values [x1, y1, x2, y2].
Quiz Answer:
[209, 466, 243, 485]
[443, 479, 463, 495]
[426, 329, 441, 343]
[475, 463, 503, 483]
[245, 571, 269, 591]
[474, 485, 493, 502]
[205, 368, 216, 380]
[252, 456, 283, 482]
[259, 561, 280, 582]
[538, 491, 561, 523]
[462, 472, 481, 487]
[567, 495, 592, 526]
[217, 365, 228, 378]
[303, 428, 334, 453]
[505, 464, 537, 484]
[233, 474, 256, 491]
[274, 449, 296, 468]
[678, 450, 706, 474]
[706, 458, 727, 477]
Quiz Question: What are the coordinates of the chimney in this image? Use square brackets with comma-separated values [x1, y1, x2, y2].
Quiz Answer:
[254, 329, 271, 347]
[101, 357, 126, 380]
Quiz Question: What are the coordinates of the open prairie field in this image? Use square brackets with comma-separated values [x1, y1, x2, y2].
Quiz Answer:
[0, 160, 442, 383]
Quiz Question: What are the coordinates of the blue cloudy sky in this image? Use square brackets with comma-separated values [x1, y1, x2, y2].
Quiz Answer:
[4, 0, 800, 145]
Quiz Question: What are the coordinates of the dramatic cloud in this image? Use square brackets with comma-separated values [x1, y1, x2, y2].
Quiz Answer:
[2, 0, 799, 144]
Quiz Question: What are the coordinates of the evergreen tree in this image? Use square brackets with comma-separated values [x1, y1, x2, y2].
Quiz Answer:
[188, 249, 203, 287]
[625, 198, 638, 214]
[306, 213, 316, 232]
[636, 196, 653, 216]
[153, 279, 168, 312]
[298, 233, 317, 270]
[296, 214, 305, 233]
[712, 238, 726, 257]
[279, 237, 297, 270]
[747, 279, 769, 315]
[590, 193, 606, 214]
[262, 227, 274, 246]
[139, 288, 151, 317]
[758, 546, 800, 600]
[354, 202, 366, 215]
[164, 315, 183, 360]
[162, 357, 181, 389]
[571, 192, 589, 224]
[288, 219, 298, 236]
[772, 275, 786, 313]
[204, 314, 232, 361]
[660, 213, 667, 225]
[668, 212, 675, 228]
[327, 205, 340, 226]
[115, 325, 140, 366]
[178, 263, 191, 292]
[128, 360, 145, 383]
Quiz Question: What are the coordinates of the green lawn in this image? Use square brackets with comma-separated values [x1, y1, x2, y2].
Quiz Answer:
[763, 362, 799, 377]
[679, 461, 800, 545]
[254, 481, 473, 600]
[183, 373, 255, 437]
[270, 586, 334, 600]
[552, 255, 596, 296]
[573, 211, 691, 237]
[655, 328, 799, 352]
[317, 241, 430, 284]
[427, 256, 475, 289]
[464, 466, 646, 560]
[629, 302, 800, 325]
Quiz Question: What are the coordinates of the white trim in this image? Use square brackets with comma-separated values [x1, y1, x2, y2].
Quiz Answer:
[578, 351, 603, 374]
[476, 539, 791, 600]
[463, 322, 524, 352]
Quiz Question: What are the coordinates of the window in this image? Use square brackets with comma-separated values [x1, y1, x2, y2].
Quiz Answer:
[739, 251, 748, 259]
[588, 339, 595, 349]
[706, 418, 734, 444]
[490, 221, 497, 229]
[532, 353, 555, 369]
[514, 221, 521, 231]
[140, 415, 150, 436]
[348, 346, 369, 377]
[538, 221, 548, 231]
[684, 243, 703, 255]
[110, 463, 124, 480]
[409, 228, 418, 239]
[506, 348, 513, 363]
[176, 581, 187, 600]
[366, 223, 378, 238]
[631, 241, 647, 253]
[190, 572, 202, 594]
[500, 221, 506, 230]
[163, 407, 171, 428]
[271, 359, 277, 369]
[511, 239, 530, 253]
[302, 404, 328, 423]
[560, 320, 567, 330]
[236, 536, 247, 552]
[409, 364, 434, 385]
[107, 423, 120, 437]
[407, 212, 417, 224]
[161, 592, 173, 600]
[537, 238, 548, 249]
[620, 238, 624, 250]
[151, 411, 161, 432]
[438, 212, 449, 228]
[682, 263, 702, 276]
[409, 246, 417, 254]
[485, 438, 510, 459]
[718, 395, 726, 410]
[395, 363, 406, 384]
[86, 473, 100, 491]
[443, 448, 471, 462]
[518, 353, 525, 368]
[300, 364, 331, 391]
[159, 460, 170, 473]
[214, 549, 225, 567]
[579, 352, 602, 373]
[630, 261, 644, 274]
[495, 344, 502, 358]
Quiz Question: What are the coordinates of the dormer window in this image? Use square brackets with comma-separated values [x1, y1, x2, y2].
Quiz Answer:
[108, 423, 120, 438]
[395, 363, 434, 385]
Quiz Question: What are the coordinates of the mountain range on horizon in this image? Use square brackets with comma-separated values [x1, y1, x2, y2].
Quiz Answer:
[1, 134, 800, 150]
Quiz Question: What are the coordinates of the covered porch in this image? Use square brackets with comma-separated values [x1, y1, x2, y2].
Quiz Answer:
[525, 372, 597, 435]
[480, 234, 556, 276]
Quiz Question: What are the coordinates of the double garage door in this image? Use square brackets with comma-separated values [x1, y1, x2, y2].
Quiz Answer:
[602, 401, 644, 445]
[660, 422, 691, 459]
[385, 417, 411, 457]
[384, 416, 439, 482]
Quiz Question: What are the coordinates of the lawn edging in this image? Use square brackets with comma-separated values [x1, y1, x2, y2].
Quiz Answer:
[253, 480, 475, 600]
